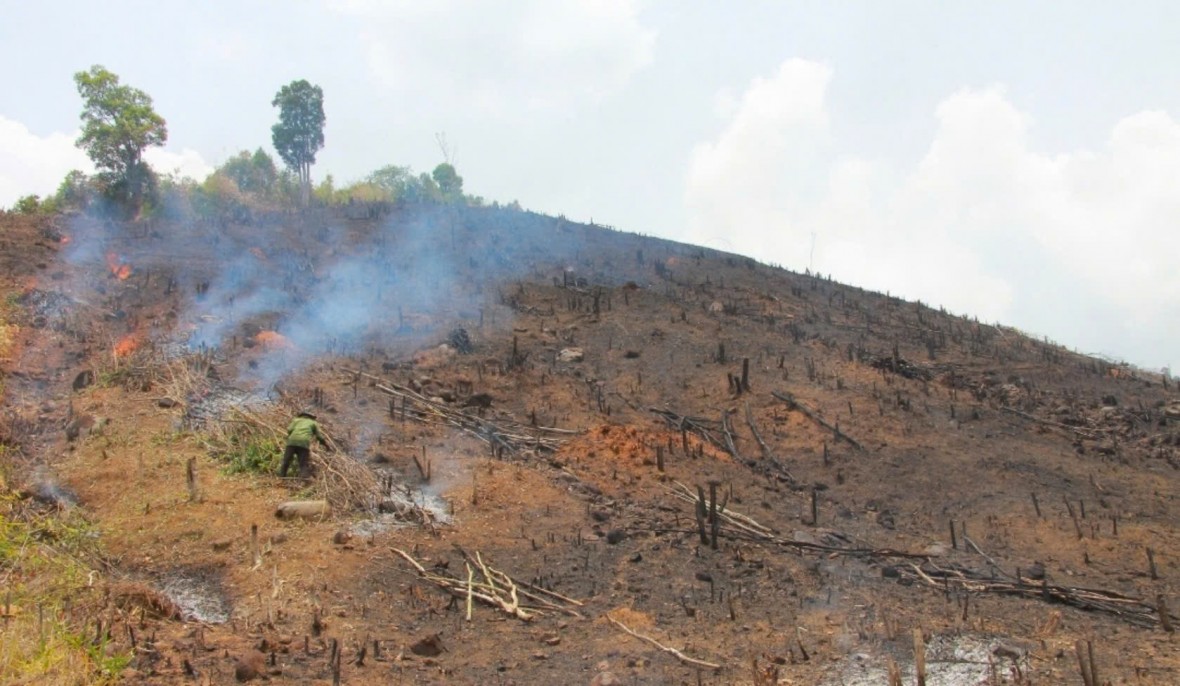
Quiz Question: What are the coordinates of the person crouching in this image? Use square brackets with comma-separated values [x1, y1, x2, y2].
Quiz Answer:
[280, 410, 328, 478]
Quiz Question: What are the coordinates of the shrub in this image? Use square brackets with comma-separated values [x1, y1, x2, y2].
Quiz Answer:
[217, 433, 281, 475]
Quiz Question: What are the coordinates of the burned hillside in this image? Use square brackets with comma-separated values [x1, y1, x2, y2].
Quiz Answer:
[1, 206, 1178, 685]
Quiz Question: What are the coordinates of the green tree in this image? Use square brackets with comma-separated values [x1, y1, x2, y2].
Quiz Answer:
[367, 164, 412, 201]
[337, 181, 388, 203]
[53, 170, 94, 212]
[312, 174, 336, 205]
[275, 169, 302, 207]
[250, 148, 278, 194]
[432, 162, 463, 201]
[73, 65, 167, 214]
[395, 172, 441, 204]
[10, 195, 42, 214]
[194, 172, 248, 221]
[218, 148, 278, 197]
[271, 80, 324, 207]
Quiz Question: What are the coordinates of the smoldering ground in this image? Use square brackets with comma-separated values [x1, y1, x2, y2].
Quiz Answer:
[53, 204, 667, 391]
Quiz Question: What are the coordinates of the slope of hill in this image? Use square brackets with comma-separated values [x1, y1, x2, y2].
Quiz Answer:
[1, 206, 1177, 685]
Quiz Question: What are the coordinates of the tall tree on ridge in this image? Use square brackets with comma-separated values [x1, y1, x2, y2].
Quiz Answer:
[271, 80, 325, 207]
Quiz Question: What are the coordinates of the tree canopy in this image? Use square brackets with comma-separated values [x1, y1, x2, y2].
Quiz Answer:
[432, 163, 464, 201]
[271, 80, 325, 206]
[54, 170, 94, 212]
[219, 148, 279, 196]
[73, 65, 167, 213]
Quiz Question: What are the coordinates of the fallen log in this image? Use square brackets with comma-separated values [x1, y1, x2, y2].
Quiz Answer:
[275, 500, 330, 520]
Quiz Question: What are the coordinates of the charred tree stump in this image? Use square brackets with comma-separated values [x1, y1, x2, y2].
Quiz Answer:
[694, 486, 709, 546]
[708, 481, 721, 551]
[185, 457, 198, 503]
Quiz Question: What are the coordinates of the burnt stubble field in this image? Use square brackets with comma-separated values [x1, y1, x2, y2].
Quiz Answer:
[2, 206, 1177, 685]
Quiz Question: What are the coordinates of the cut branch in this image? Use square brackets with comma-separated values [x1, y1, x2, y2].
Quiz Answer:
[744, 402, 771, 459]
[720, 410, 741, 460]
[772, 391, 863, 450]
[606, 615, 722, 671]
[346, 369, 579, 456]
[392, 547, 584, 620]
[744, 401, 796, 484]
[649, 408, 727, 452]
[897, 561, 1176, 629]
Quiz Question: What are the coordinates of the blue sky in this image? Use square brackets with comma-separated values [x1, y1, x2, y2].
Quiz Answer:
[1, 1, 1177, 371]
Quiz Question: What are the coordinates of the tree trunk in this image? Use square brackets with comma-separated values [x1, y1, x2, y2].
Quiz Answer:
[300, 161, 311, 208]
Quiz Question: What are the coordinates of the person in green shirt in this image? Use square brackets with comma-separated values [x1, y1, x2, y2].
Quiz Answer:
[280, 411, 328, 478]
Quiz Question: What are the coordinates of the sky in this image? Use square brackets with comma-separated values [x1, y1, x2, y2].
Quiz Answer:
[1, 1, 1177, 372]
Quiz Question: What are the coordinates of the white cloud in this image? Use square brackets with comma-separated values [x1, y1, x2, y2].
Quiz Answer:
[329, 0, 656, 113]
[686, 61, 1180, 369]
[144, 147, 214, 181]
[0, 116, 91, 207]
[685, 59, 833, 260]
[0, 115, 213, 208]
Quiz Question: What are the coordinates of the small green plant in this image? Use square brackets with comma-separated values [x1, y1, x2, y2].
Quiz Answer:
[218, 433, 281, 475]
[95, 366, 128, 388]
[63, 628, 133, 681]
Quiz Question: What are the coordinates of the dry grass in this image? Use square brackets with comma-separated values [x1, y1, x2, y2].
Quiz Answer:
[0, 321, 13, 361]
[0, 483, 128, 685]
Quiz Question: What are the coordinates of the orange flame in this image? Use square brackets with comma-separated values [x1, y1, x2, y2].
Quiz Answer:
[114, 333, 141, 358]
[105, 252, 132, 280]
[59, 235, 72, 245]
[255, 331, 294, 350]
